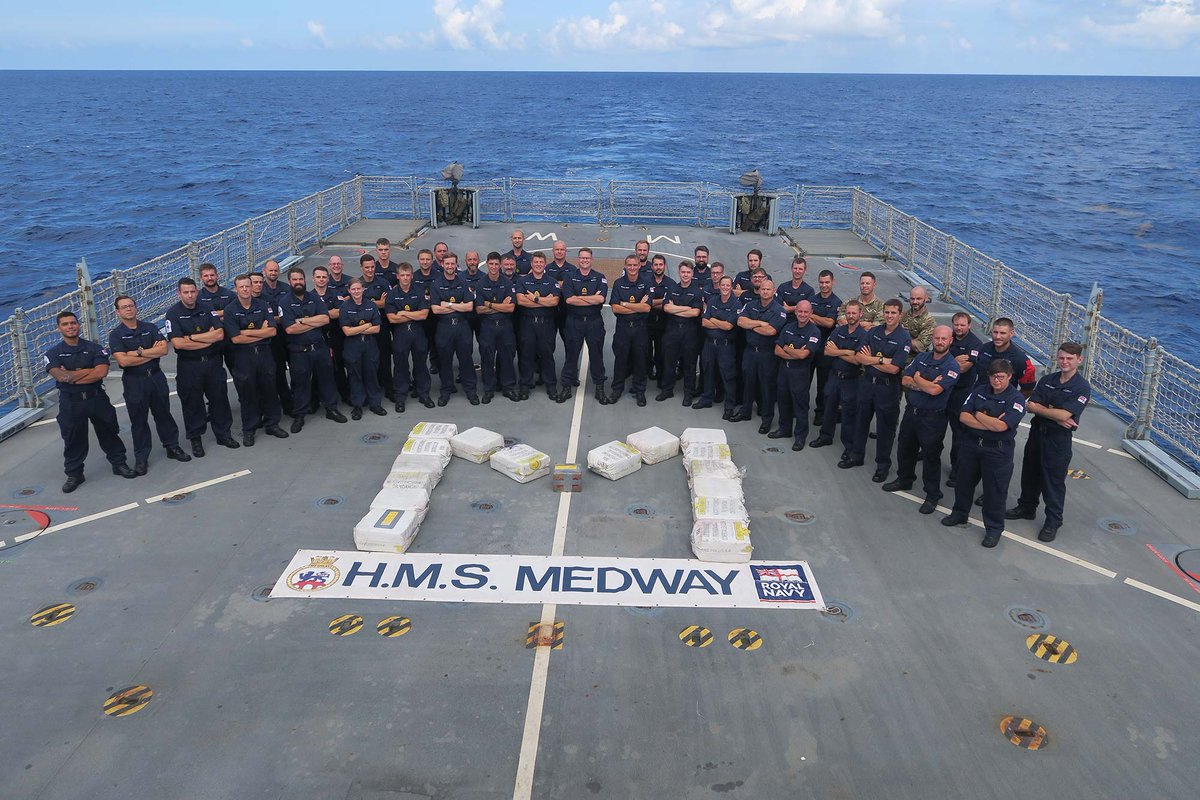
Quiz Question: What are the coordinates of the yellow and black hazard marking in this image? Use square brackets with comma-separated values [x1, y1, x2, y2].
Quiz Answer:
[728, 628, 763, 651]
[103, 685, 153, 718]
[1000, 716, 1048, 750]
[376, 616, 411, 638]
[1026, 633, 1078, 664]
[1068, 469, 1090, 480]
[679, 625, 714, 648]
[328, 614, 364, 636]
[30, 602, 76, 628]
[525, 620, 565, 650]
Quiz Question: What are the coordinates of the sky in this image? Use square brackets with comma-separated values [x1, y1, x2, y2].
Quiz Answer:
[2, 0, 1198, 75]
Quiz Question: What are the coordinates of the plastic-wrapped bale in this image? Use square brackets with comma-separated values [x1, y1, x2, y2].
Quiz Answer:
[587, 441, 643, 481]
[490, 444, 552, 484]
[382, 468, 441, 493]
[689, 475, 745, 503]
[687, 459, 744, 480]
[399, 437, 453, 468]
[353, 506, 428, 553]
[450, 427, 505, 464]
[691, 519, 753, 563]
[693, 495, 750, 526]
[682, 442, 733, 476]
[407, 421, 458, 441]
[680, 427, 728, 450]
[626, 426, 680, 465]
[391, 453, 449, 484]
[370, 485, 431, 511]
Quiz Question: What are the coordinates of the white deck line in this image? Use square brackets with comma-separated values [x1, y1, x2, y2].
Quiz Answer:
[1123, 578, 1200, 614]
[18, 502, 141, 542]
[143, 469, 252, 504]
[514, 350, 590, 800]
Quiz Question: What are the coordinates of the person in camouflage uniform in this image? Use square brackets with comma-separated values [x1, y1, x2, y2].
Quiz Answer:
[838, 271, 884, 329]
[900, 285, 936, 357]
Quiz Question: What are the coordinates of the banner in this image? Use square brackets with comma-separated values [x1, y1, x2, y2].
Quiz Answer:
[273, 550, 824, 610]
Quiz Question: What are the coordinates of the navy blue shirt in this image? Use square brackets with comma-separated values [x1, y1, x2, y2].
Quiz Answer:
[261, 280, 291, 310]
[339, 298, 381, 340]
[561, 270, 608, 318]
[546, 261, 574, 283]
[776, 320, 823, 368]
[610, 274, 653, 322]
[327, 273, 350, 294]
[107, 320, 165, 376]
[314, 287, 344, 314]
[412, 267, 437, 299]
[777, 280, 816, 310]
[647, 275, 673, 315]
[516, 272, 560, 318]
[373, 258, 400, 285]
[949, 330, 984, 389]
[44, 338, 110, 395]
[429, 272, 474, 321]
[165, 301, 223, 358]
[702, 294, 740, 341]
[904, 351, 961, 411]
[961, 384, 1027, 441]
[1030, 371, 1091, 426]
[974, 341, 1031, 389]
[359, 274, 393, 305]
[222, 298, 276, 349]
[738, 299, 788, 348]
[734, 270, 772, 293]
[198, 285, 236, 316]
[828, 323, 870, 376]
[503, 250, 533, 275]
[663, 280, 706, 321]
[863, 324, 913, 378]
[279, 291, 331, 349]
[461, 269, 486, 292]
[385, 284, 429, 323]
[701, 280, 724, 303]
[476, 275, 516, 322]
[809, 291, 843, 339]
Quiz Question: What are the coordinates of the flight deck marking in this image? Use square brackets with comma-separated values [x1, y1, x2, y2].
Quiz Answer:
[103, 685, 153, 718]
[30, 602, 76, 627]
[328, 614, 363, 636]
[679, 625, 713, 647]
[377, 616, 412, 637]
[17, 502, 141, 545]
[1000, 716, 1048, 750]
[144, 469, 252, 504]
[728, 628, 763, 651]
[1144, 544, 1200, 596]
[1026, 633, 1078, 664]
[525, 621, 564, 650]
[1123, 578, 1200, 614]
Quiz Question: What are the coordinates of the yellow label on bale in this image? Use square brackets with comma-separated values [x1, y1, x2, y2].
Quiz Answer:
[412, 423, 427, 434]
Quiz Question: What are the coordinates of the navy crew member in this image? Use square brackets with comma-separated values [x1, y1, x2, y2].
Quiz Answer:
[432, 241, 449, 270]
[769, 300, 822, 450]
[658, 260, 705, 405]
[463, 249, 486, 348]
[313, 263, 350, 404]
[197, 263, 236, 319]
[429, 252, 479, 406]
[223, 274, 289, 446]
[515, 250, 562, 401]
[547, 241, 573, 346]
[108, 295, 190, 474]
[693, 275, 739, 418]
[373, 237, 400, 285]
[475, 252, 519, 403]
[837, 272, 884, 329]
[413, 249, 438, 375]
[45, 311, 137, 491]
[972, 317, 1031, 391]
[339, 277, 387, 419]
[646, 254, 672, 383]
[883, 325, 959, 513]
[607, 254, 653, 406]
[503, 229, 533, 275]
[261, 259, 294, 416]
[634, 240, 651, 277]
[165, 277, 239, 457]
[692, 245, 711, 281]
[731, 279, 787, 433]
[810, 300, 869, 455]
[1007, 342, 1091, 542]
[279, 267, 347, 432]
[326, 255, 350, 294]
[385, 262, 436, 412]
[559, 247, 608, 402]
[842, 298, 912, 480]
[808, 269, 842, 427]
[359, 254, 396, 401]
[946, 311, 984, 486]
[733, 250, 768, 297]
[777, 256, 815, 313]
[899, 285, 936, 355]
[942, 359, 1027, 548]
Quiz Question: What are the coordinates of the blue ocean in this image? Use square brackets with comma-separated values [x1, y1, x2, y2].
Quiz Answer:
[2, 71, 1198, 361]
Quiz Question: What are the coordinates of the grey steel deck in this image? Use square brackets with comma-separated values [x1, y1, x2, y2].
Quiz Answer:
[2, 220, 1198, 800]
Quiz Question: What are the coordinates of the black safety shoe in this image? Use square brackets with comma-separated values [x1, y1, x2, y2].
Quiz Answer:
[191, 438, 206, 458]
[1005, 506, 1036, 520]
[217, 436, 240, 449]
[394, 402, 405, 414]
[766, 429, 789, 439]
[635, 393, 647, 407]
[133, 461, 149, 477]
[809, 437, 832, 448]
[655, 391, 674, 402]
[369, 405, 387, 416]
[326, 409, 348, 423]
[264, 425, 290, 438]
[165, 445, 191, 462]
[1037, 527, 1058, 543]
[791, 441, 805, 452]
[351, 407, 363, 420]
[837, 458, 864, 469]
[941, 514, 968, 527]
[420, 397, 436, 409]
[882, 480, 912, 492]
[243, 431, 256, 447]
[481, 392, 493, 404]
[981, 532, 1001, 548]
[290, 416, 305, 434]
[113, 463, 137, 479]
[467, 395, 480, 406]
[63, 474, 85, 493]
[919, 498, 939, 515]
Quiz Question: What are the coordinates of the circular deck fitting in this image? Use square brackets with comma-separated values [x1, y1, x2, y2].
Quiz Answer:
[503, 436, 520, 448]
[679, 625, 714, 648]
[1097, 517, 1136, 537]
[728, 628, 763, 651]
[30, 602, 76, 628]
[377, 616, 412, 637]
[820, 600, 855, 622]
[12, 486, 42, 499]
[1026, 633, 1078, 665]
[1176, 548, 1200, 583]
[251, 585, 273, 603]
[328, 614, 364, 636]
[68, 577, 102, 595]
[314, 495, 345, 509]
[624, 503, 657, 519]
[160, 492, 193, 506]
[1007, 607, 1049, 631]
[104, 685, 154, 718]
[783, 509, 815, 525]
[360, 433, 389, 445]
[470, 499, 501, 514]
[1000, 716, 1048, 750]
[762, 446, 783, 454]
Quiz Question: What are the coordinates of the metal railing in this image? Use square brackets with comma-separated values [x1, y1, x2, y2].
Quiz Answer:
[2, 175, 1196, 474]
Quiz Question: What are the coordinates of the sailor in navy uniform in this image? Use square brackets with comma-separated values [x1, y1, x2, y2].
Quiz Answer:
[883, 326, 959, 513]
[972, 317, 1030, 391]
[942, 359, 1028, 548]
[223, 274, 289, 445]
[693, 275, 739, 417]
[261, 260, 294, 416]
[810, 300, 870, 455]
[842, 299, 912, 481]
[607, 255, 653, 406]
[165, 277, 239, 458]
[279, 267, 347, 432]
[559, 248, 609, 402]
[503, 229, 533, 275]
[385, 263, 435, 411]
[429, 252, 479, 406]
[946, 311, 984, 486]
[339, 277, 387, 419]
[44, 311, 137, 491]
[776, 256, 815, 313]
[769, 300, 822, 450]
[731, 279, 788, 433]
[645, 255, 672, 384]
[475, 255, 519, 403]
[108, 295, 190, 474]
[808, 270, 842, 426]
[312, 263, 350, 404]
[1008, 342, 1092, 542]
[359, 254, 396, 401]
[515, 253, 561, 401]
[659, 261, 705, 405]
[691, 246, 711, 281]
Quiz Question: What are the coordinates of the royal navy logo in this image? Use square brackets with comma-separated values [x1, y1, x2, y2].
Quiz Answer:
[286, 555, 341, 592]
[750, 565, 816, 604]
[404, 305, 411, 311]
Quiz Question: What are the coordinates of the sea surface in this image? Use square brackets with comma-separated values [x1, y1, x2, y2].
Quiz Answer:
[1, 71, 1198, 361]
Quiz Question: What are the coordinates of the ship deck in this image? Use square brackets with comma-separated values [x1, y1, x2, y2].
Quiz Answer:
[1, 219, 1198, 799]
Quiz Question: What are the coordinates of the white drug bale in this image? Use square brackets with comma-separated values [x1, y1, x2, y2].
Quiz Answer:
[682, 442, 733, 476]
[490, 444, 552, 483]
[382, 468, 441, 493]
[690, 519, 753, 563]
[390, 453, 448, 483]
[450, 427, 505, 463]
[399, 437, 452, 468]
[692, 495, 750, 526]
[370, 485, 431, 511]
[587, 440, 643, 480]
[353, 507, 427, 554]
[407, 421, 458, 441]
[680, 427, 728, 450]
[689, 476, 745, 503]
[626, 426, 681, 464]
[686, 459, 744, 480]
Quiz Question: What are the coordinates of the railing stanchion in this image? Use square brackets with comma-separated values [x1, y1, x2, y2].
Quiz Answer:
[11, 309, 39, 407]
[75, 258, 100, 343]
[1081, 282, 1104, 382]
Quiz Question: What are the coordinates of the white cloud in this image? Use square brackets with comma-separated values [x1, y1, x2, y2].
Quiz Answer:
[432, 0, 521, 50]
[956, 36, 973, 50]
[1017, 34, 1070, 52]
[307, 20, 331, 48]
[1084, 0, 1200, 48]
[550, 2, 684, 50]
[702, 0, 901, 44]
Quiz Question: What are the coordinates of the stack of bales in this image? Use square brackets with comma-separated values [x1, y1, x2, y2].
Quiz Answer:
[681, 428, 751, 563]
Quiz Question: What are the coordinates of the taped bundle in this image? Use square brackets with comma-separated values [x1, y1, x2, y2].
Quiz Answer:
[407, 421, 458, 441]
[587, 440, 643, 480]
[690, 519, 753, 563]
[450, 427, 505, 464]
[353, 506, 428, 553]
[626, 426, 681, 464]
[680, 427, 727, 450]
[490, 443, 552, 483]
